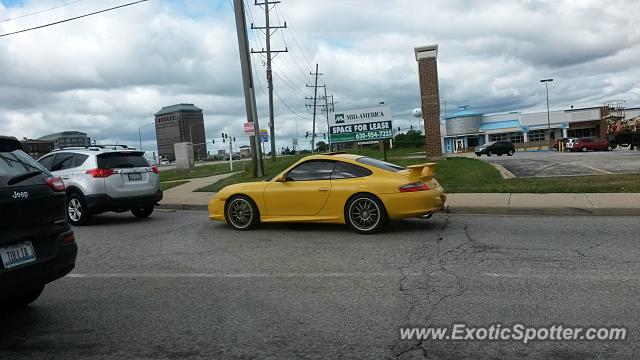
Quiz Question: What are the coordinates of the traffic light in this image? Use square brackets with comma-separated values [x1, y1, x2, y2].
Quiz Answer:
[398, 126, 401, 132]
[233, 137, 236, 142]
[305, 131, 309, 138]
[323, 133, 326, 139]
[212, 139, 215, 144]
[410, 125, 413, 130]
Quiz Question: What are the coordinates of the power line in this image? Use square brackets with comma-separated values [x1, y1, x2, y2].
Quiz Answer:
[273, 87, 309, 120]
[1, 0, 85, 23]
[0, 0, 150, 37]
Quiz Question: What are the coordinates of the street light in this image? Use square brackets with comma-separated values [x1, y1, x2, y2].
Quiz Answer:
[540, 78, 554, 142]
[138, 122, 154, 151]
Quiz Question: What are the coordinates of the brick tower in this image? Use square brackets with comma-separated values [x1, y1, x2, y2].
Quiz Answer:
[415, 45, 443, 157]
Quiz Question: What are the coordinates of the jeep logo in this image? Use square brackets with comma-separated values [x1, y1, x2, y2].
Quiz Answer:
[12, 191, 29, 199]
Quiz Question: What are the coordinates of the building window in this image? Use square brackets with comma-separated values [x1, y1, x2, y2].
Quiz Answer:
[567, 127, 596, 138]
[490, 133, 508, 142]
[509, 133, 524, 143]
[528, 129, 545, 142]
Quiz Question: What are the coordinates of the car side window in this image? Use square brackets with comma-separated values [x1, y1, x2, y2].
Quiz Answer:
[51, 153, 75, 171]
[331, 161, 373, 179]
[286, 161, 334, 181]
[38, 155, 55, 170]
[73, 154, 89, 167]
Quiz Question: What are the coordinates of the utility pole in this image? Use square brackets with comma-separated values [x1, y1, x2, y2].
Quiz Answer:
[251, 0, 287, 160]
[540, 78, 554, 146]
[233, 0, 263, 177]
[323, 87, 331, 150]
[306, 64, 323, 153]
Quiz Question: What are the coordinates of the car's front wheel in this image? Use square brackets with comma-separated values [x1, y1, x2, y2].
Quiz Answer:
[131, 205, 154, 218]
[507, 149, 514, 156]
[487, 150, 492, 156]
[581, 147, 588, 152]
[345, 194, 387, 234]
[67, 192, 91, 226]
[225, 195, 260, 231]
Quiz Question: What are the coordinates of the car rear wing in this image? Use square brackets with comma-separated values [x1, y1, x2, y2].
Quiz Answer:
[406, 163, 437, 182]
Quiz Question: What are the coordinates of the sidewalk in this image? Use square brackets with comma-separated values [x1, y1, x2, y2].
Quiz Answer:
[159, 173, 237, 210]
[159, 180, 640, 215]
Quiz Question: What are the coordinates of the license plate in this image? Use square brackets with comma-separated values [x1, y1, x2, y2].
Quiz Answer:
[128, 173, 143, 181]
[0, 241, 36, 269]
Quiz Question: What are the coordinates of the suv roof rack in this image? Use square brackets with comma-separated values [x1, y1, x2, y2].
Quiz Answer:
[53, 144, 136, 152]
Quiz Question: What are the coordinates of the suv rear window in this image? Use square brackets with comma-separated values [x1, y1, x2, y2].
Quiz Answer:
[356, 157, 405, 173]
[0, 149, 49, 184]
[97, 152, 149, 169]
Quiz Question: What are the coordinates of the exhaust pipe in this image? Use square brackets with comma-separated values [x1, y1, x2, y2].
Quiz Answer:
[419, 213, 433, 219]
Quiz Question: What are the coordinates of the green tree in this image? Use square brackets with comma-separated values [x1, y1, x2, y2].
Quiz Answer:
[315, 141, 328, 152]
[394, 130, 424, 148]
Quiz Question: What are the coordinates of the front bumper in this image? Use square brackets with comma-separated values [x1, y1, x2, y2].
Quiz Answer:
[208, 197, 226, 222]
[85, 190, 163, 214]
[0, 229, 77, 301]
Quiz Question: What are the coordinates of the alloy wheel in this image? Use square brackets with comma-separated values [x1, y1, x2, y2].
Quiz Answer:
[68, 198, 82, 222]
[228, 198, 253, 229]
[348, 198, 380, 232]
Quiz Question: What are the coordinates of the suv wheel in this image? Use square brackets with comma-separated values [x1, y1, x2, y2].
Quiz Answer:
[225, 195, 260, 230]
[345, 194, 387, 234]
[67, 193, 91, 226]
[507, 149, 514, 156]
[131, 205, 154, 219]
[2, 285, 44, 309]
[487, 150, 492, 156]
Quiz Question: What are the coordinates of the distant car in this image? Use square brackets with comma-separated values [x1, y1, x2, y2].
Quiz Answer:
[553, 137, 578, 151]
[609, 132, 640, 150]
[223, 154, 241, 161]
[208, 153, 446, 234]
[571, 137, 613, 152]
[0, 136, 77, 309]
[38, 145, 163, 225]
[475, 141, 515, 156]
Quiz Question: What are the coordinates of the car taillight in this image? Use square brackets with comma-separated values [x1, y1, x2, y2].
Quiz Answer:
[46, 177, 66, 192]
[151, 165, 159, 174]
[85, 168, 114, 178]
[63, 233, 76, 244]
[399, 182, 430, 192]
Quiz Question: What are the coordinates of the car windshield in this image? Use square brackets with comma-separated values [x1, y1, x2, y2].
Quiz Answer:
[0, 149, 49, 186]
[356, 157, 405, 172]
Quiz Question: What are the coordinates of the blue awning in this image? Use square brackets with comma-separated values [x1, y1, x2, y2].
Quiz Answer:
[480, 120, 521, 131]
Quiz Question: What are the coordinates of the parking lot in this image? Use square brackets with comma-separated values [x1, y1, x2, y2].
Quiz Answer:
[2, 210, 639, 359]
[478, 149, 640, 177]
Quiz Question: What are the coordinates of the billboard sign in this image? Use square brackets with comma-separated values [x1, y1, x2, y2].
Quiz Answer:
[329, 106, 393, 144]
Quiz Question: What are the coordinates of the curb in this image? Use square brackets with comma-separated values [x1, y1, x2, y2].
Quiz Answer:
[158, 203, 640, 216]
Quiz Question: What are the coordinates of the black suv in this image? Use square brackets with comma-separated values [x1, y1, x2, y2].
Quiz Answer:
[0, 136, 77, 309]
[475, 141, 516, 156]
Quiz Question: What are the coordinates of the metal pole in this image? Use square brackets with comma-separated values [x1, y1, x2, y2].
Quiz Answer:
[324, 86, 331, 151]
[546, 82, 551, 133]
[264, 1, 276, 161]
[311, 63, 319, 154]
[233, 0, 263, 177]
[229, 139, 233, 172]
[138, 127, 142, 151]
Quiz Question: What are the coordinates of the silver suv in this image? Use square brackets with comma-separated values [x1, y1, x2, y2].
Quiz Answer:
[37, 145, 162, 225]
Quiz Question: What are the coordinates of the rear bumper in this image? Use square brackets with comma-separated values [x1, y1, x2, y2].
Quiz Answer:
[0, 229, 77, 301]
[380, 188, 447, 220]
[85, 190, 163, 214]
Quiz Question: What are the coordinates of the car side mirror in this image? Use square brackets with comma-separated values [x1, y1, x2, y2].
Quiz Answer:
[275, 174, 286, 182]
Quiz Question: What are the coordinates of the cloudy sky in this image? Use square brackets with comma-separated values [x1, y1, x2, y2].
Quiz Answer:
[1, 0, 640, 152]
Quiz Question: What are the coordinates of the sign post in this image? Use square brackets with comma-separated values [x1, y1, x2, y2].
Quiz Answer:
[260, 130, 269, 158]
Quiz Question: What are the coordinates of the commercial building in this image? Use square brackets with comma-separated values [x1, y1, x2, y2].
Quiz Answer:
[154, 103, 206, 161]
[441, 103, 639, 154]
[38, 131, 91, 149]
[20, 139, 55, 159]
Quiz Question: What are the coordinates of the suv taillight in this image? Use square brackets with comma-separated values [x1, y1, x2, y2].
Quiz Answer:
[86, 168, 114, 178]
[151, 165, 159, 174]
[399, 182, 430, 192]
[47, 177, 66, 192]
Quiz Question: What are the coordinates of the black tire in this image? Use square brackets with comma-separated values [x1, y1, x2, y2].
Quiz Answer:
[475, 153, 481, 157]
[2, 285, 44, 309]
[497, 153, 503, 156]
[507, 149, 514, 156]
[66, 192, 91, 226]
[131, 205, 154, 218]
[607, 145, 614, 151]
[581, 147, 588, 152]
[224, 195, 260, 231]
[345, 194, 387, 235]
[487, 150, 492, 156]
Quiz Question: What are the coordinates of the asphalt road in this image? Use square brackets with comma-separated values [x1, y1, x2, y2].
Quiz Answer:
[478, 149, 640, 177]
[2, 210, 640, 359]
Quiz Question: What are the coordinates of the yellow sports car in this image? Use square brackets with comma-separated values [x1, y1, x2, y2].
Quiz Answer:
[208, 153, 446, 234]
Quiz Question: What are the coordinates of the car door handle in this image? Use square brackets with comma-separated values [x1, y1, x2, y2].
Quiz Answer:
[61, 176, 70, 180]
[318, 187, 329, 192]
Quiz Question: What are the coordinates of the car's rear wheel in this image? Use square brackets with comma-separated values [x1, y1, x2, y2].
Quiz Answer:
[225, 195, 259, 231]
[131, 205, 154, 218]
[487, 150, 492, 156]
[607, 144, 614, 151]
[507, 149, 514, 156]
[345, 194, 387, 234]
[67, 192, 91, 226]
[2, 285, 44, 309]
[581, 147, 588, 152]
